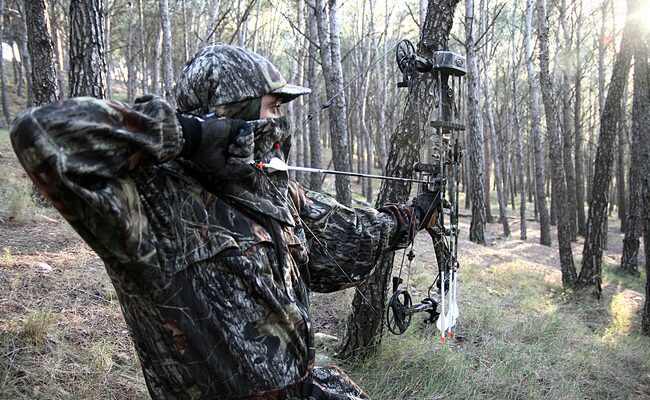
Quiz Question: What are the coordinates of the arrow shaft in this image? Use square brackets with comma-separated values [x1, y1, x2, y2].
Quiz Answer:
[279, 164, 428, 184]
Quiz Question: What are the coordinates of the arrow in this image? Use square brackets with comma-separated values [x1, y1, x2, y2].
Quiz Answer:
[448, 268, 459, 328]
[257, 157, 429, 184]
[436, 268, 448, 342]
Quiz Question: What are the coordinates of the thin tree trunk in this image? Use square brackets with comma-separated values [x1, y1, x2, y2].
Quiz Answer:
[559, 0, 577, 241]
[466, 0, 487, 245]
[524, 0, 551, 246]
[536, 0, 577, 288]
[314, 0, 352, 206]
[575, 7, 587, 236]
[306, 5, 322, 191]
[579, 0, 637, 293]
[104, 0, 113, 99]
[181, 0, 189, 61]
[621, 17, 648, 276]
[48, 0, 66, 99]
[152, 26, 162, 96]
[616, 112, 627, 232]
[138, 0, 148, 94]
[0, 0, 10, 124]
[510, 0, 526, 240]
[17, 1, 33, 106]
[159, 0, 175, 104]
[126, 1, 136, 102]
[484, 64, 509, 236]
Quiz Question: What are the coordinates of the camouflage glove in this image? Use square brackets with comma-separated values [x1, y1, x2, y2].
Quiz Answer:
[176, 113, 255, 180]
[411, 191, 439, 230]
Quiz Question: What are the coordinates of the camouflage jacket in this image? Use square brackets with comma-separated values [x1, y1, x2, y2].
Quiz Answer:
[10, 97, 413, 400]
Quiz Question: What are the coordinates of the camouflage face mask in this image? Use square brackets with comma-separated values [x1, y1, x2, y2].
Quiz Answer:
[249, 116, 292, 164]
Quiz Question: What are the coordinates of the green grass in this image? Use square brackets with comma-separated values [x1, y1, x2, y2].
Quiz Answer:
[340, 262, 650, 400]
[603, 261, 647, 293]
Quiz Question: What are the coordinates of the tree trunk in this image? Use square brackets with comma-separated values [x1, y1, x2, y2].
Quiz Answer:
[536, 0, 577, 288]
[483, 62, 509, 237]
[314, 0, 352, 206]
[640, 25, 650, 331]
[338, 0, 461, 360]
[578, 0, 637, 293]
[104, 0, 112, 99]
[559, 0, 577, 242]
[138, 0, 148, 94]
[152, 26, 162, 96]
[48, 0, 66, 99]
[621, 17, 648, 276]
[68, 0, 106, 98]
[483, 125, 494, 223]
[574, 9, 587, 236]
[126, 1, 137, 102]
[181, 0, 189, 62]
[159, 0, 175, 105]
[466, 0, 487, 245]
[510, 0, 526, 240]
[17, 1, 34, 106]
[524, 0, 551, 246]
[306, 6, 322, 192]
[0, 0, 10, 124]
[616, 114, 627, 232]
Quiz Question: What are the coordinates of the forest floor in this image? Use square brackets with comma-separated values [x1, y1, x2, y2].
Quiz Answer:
[0, 128, 648, 399]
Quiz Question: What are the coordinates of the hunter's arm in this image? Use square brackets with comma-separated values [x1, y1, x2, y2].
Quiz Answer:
[10, 97, 182, 262]
[289, 182, 414, 293]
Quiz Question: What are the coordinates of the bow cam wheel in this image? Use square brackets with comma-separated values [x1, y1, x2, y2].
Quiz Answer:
[396, 39, 416, 73]
[386, 289, 413, 335]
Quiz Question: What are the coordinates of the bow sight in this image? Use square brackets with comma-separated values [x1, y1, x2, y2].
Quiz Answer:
[386, 39, 466, 340]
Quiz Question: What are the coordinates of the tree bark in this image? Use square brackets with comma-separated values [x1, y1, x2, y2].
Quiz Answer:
[159, 0, 175, 105]
[483, 56, 509, 237]
[640, 25, 650, 331]
[138, 0, 148, 94]
[306, 5, 322, 192]
[621, 17, 648, 276]
[510, 0, 526, 240]
[536, 0, 577, 288]
[616, 114, 627, 232]
[68, 0, 106, 98]
[338, 0, 461, 360]
[314, 0, 352, 206]
[524, 0, 551, 246]
[465, 0, 487, 245]
[0, 0, 10, 124]
[104, 0, 112, 99]
[578, 0, 637, 293]
[17, 1, 34, 106]
[126, 0, 137, 102]
[47, 0, 66, 99]
[574, 7, 587, 236]
[24, 0, 62, 207]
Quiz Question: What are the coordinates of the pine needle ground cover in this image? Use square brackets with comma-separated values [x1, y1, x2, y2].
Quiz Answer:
[1, 129, 649, 399]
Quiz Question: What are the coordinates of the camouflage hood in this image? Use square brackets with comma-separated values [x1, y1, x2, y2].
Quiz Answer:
[175, 45, 311, 115]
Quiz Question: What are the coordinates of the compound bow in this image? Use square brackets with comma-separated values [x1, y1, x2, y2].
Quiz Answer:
[385, 39, 466, 342]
